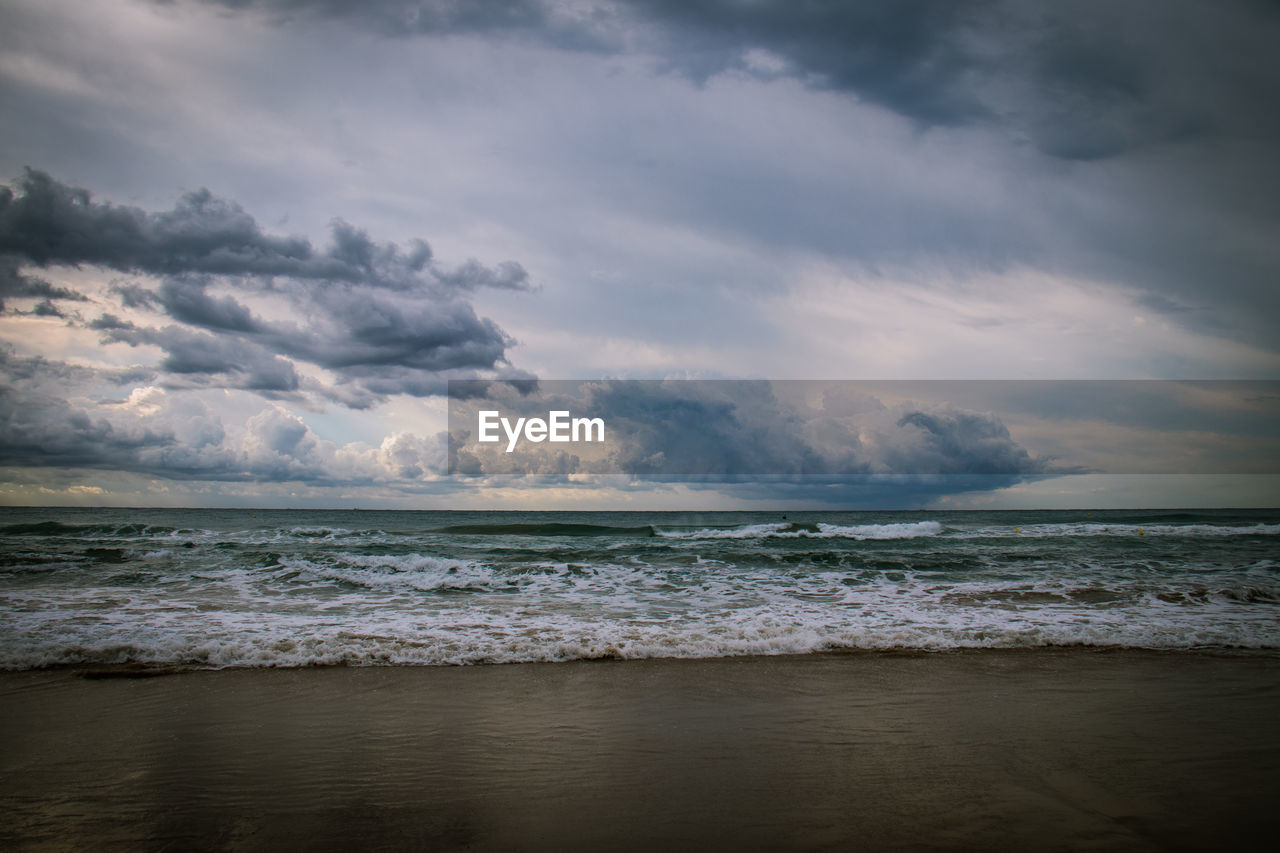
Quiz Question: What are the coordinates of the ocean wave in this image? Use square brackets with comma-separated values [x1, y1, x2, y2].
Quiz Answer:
[277, 553, 499, 592]
[285, 526, 354, 538]
[437, 522, 657, 537]
[656, 521, 944, 540]
[9, 557, 1275, 669]
[955, 523, 1280, 539]
[5, 509, 1278, 671]
[0, 521, 186, 538]
[5, 609, 1278, 670]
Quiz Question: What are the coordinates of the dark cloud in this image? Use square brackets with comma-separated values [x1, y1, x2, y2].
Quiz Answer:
[0, 346, 151, 387]
[198, 0, 623, 51]
[891, 410, 1040, 475]
[450, 379, 1280, 486]
[435, 259, 533, 292]
[633, 0, 996, 125]
[110, 282, 162, 310]
[198, 0, 992, 123]
[217, 0, 547, 33]
[1, 169, 532, 405]
[97, 274, 517, 403]
[29, 299, 65, 317]
[177, 0, 1280, 347]
[0, 256, 85, 312]
[155, 278, 261, 333]
[0, 350, 183, 471]
[444, 380, 1064, 506]
[88, 299, 519, 405]
[0, 168, 529, 292]
[646, 0, 1280, 341]
[2, 170, 318, 278]
[449, 380, 1058, 481]
[195, 0, 988, 121]
[191, 0, 1280, 160]
[629, 0, 1280, 168]
[583, 380, 832, 476]
[97, 320, 303, 393]
[273, 289, 510, 372]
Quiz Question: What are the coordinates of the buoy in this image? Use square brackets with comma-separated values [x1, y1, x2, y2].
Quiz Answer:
[1138, 528, 1144, 535]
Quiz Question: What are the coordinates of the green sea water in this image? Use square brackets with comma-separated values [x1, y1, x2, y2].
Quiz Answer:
[1, 507, 1278, 667]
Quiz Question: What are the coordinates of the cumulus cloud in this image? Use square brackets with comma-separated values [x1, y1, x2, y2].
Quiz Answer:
[0, 169, 531, 405]
[0, 168, 529, 291]
[0, 349, 447, 484]
[97, 276, 517, 401]
[6, 355, 1273, 505]
[90, 315, 304, 394]
[0, 350, 205, 472]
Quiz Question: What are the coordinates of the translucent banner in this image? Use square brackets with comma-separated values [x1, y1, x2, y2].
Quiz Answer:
[448, 380, 1280, 477]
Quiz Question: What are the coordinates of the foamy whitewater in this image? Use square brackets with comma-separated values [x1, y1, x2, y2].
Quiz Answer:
[2, 508, 1278, 668]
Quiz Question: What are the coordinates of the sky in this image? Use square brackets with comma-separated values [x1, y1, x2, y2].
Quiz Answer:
[1, 0, 1278, 509]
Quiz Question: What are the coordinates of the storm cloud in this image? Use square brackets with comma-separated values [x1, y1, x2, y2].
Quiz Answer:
[0, 169, 529, 405]
[180, 0, 1280, 347]
[0, 168, 528, 291]
[450, 379, 1280, 489]
[623, 0, 1280, 162]
[449, 380, 1058, 479]
[1, 0, 1277, 508]
[195, 0, 1280, 160]
[0, 256, 85, 313]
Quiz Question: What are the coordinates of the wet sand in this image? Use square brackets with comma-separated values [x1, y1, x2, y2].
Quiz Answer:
[2, 649, 1279, 851]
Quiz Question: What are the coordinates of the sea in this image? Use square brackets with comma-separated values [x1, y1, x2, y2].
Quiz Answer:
[1, 507, 1278, 669]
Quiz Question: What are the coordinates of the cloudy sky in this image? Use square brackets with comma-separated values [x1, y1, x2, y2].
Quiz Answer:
[1, 0, 1278, 509]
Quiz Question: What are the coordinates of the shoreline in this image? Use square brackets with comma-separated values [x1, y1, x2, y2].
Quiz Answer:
[13, 643, 1280, 678]
[4, 648, 1279, 851]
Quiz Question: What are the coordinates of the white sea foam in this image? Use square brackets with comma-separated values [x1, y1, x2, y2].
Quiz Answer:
[4, 601, 1277, 669]
[283, 553, 496, 592]
[4, 554, 1278, 669]
[4, 509, 1278, 669]
[954, 522, 1280, 539]
[656, 521, 943, 540]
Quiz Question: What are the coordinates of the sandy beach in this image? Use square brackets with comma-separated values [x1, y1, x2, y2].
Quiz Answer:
[2, 649, 1278, 851]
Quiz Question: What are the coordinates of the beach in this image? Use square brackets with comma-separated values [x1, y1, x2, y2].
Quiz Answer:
[4, 1, 1280, 849]
[3, 649, 1278, 851]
